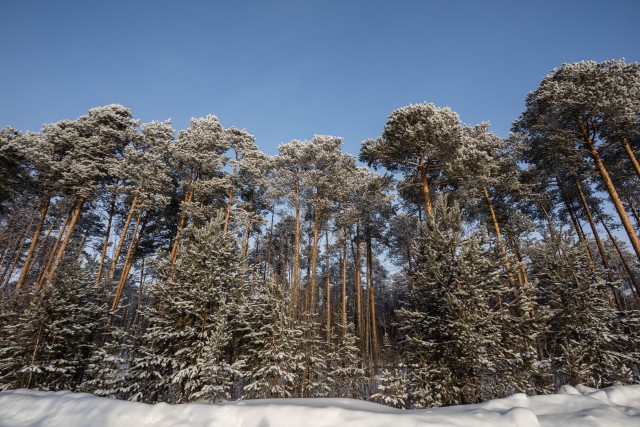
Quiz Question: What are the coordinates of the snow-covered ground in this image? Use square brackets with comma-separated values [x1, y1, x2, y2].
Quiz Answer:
[1, 384, 639, 427]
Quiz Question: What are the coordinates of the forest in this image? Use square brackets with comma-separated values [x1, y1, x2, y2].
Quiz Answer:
[0, 59, 639, 409]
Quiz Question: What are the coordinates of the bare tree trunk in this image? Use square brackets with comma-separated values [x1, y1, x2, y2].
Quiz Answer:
[96, 196, 116, 284]
[580, 120, 640, 261]
[15, 196, 51, 292]
[418, 155, 433, 218]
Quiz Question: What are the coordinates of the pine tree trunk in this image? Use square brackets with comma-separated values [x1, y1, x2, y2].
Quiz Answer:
[45, 196, 85, 284]
[482, 186, 515, 288]
[107, 194, 137, 281]
[626, 197, 640, 231]
[264, 205, 275, 280]
[354, 223, 363, 344]
[292, 183, 301, 319]
[171, 166, 199, 262]
[418, 155, 433, 218]
[37, 198, 76, 286]
[622, 138, 640, 180]
[223, 162, 238, 235]
[110, 212, 147, 322]
[505, 222, 529, 286]
[599, 214, 640, 299]
[342, 224, 348, 329]
[579, 120, 640, 261]
[242, 193, 254, 257]
[366, 228, 378, 370]
[310, 199, 320, 313]
[128, 257, 145, 332]
[1, 210, 38, 287]
[14, 196, 51, 292]
[96, 196, 116, 284]
[325, 228, 331, 342]
[562, 193, 596, 264]
[2, 225, 31, 289]
[573, 175, 623, 309]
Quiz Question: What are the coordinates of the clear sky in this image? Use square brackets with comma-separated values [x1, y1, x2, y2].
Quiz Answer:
[1, 0, 638, 156]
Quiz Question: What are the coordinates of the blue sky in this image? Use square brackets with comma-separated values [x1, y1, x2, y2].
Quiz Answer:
[1, 0, 638, 156]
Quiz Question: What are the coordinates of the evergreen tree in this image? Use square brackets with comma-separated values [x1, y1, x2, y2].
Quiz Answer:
[397, 197, 513, 407]
[0, 258, 108, 391]
[239, 277, 303, 399]
[327, 323, 366, 398]
[529, 232, 640, 388]
[371, 368, 409, 409]
[129, 214, 246, 403]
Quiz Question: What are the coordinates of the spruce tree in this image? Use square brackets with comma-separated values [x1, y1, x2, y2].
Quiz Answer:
[529, 232, 640, 388]
[239, 277, 303, 399]
[129, 213, 246, 403]
[397, 197, 513, 407]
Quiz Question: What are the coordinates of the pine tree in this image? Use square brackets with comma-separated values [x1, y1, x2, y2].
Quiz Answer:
[129, 213, 246, 403]
[327, 323, 366, 398]
[360, 103, 462, 218]
[371, 368, 409, 409]
[0, 257, 108, 391]
[529, 232, 640, 388]
[397, 197, 513, 407]
[239, 277, 303, 399]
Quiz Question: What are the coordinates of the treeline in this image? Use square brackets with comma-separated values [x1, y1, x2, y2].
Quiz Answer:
[0, 59, 639, 408]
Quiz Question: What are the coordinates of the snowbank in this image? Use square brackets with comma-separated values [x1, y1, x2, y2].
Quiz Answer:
[1, 384, 639, 427]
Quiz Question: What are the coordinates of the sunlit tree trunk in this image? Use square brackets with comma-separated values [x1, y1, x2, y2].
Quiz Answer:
[292, 182, 301, 318]
[366, 228, 378, 370]
[15, 195, 51, 292]
[37, 198, 75, 286]
[598, 214, 640, 299]
[171, 166, 199, 262]
[418, 155, 433, 218]
[341, 223, 348, 328]
[573, 174, 623, 309]
[107, 194, 137, 281]
[309, 198, 320, 312]
[45, 196, 85, 285]
[482, 186, 515, 288]
[325, 228, 331, 342]
[579, 120, 640, 261]
[96, 196, 116, 284]
[622, 138, 640, 180]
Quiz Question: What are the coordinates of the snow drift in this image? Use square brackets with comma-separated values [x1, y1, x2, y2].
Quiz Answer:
[1, 384, 639, 427]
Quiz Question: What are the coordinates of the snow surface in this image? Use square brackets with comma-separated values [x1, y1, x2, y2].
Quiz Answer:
[1, 384, 639, 427]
